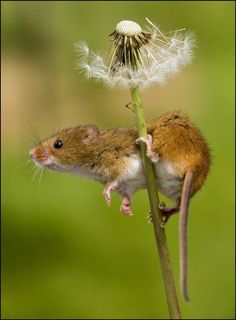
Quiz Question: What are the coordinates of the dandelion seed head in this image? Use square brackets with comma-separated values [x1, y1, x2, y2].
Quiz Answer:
[76, 18, 195, 90]
[116, 20, 142, 36]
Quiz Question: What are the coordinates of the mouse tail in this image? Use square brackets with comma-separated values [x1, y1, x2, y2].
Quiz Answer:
[179, 170, 193, 302]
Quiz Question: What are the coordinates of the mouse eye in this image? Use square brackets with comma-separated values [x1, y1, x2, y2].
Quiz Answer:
[54, 139, 63, 149]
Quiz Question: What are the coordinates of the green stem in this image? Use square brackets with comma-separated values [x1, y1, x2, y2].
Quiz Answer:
[130, 86, 181, 319]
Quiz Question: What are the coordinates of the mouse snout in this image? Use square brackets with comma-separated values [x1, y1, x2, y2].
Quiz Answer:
[29, 148, 36, 160]
[29, 148, 42, 165]
[29, 146, 48, 166]
[29, 149, 35, 160]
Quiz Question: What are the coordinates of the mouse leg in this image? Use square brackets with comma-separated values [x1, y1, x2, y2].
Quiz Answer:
[136, 134, 159, 163]
[159, 201, 180, 227]
[103, 181, 118, 206]
[120, 195, 133, 216]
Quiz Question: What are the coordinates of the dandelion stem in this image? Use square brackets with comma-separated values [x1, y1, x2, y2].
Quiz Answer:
[130, 85, 181, 319]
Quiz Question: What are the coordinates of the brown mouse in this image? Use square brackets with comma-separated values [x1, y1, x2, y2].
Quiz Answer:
[29, 111, 211, 301]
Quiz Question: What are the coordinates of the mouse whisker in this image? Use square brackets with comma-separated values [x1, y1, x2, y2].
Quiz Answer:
[30, 163, 38, 173]
[31, 164, 41, 184]
[17, 158, 32, 168]
[38, 166, 45, 188]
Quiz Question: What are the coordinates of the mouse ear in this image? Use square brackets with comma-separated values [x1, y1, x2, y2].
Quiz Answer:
[81, 125, 100, 144]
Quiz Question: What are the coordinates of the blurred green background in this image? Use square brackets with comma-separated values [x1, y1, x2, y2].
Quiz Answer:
[1, 1, 235, 319]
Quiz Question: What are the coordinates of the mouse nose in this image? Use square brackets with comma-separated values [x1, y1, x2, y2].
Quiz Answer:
[29, 149, 36, 160]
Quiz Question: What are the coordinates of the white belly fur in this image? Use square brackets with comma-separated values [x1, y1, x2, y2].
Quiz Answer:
[154, 159, 183, 203]
[117, 155, 146, 196]
[118, 156, 182, 203]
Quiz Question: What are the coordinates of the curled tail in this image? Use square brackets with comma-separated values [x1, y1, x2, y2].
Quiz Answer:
[179, 170, 193, 302]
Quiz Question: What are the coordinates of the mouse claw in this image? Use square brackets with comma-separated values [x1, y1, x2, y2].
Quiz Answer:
[147, 211, 166, 227]
[159, 201, 166, 210]
[161, 216, 168, 228]
[103, 190, 111, 206]
[147, 211, 153, 224]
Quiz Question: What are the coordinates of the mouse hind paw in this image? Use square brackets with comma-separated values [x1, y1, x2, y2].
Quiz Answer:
[159, 202, 180, 227]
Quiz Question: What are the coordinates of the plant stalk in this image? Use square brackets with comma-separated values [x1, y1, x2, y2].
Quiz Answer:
[130, 86, 181, 319]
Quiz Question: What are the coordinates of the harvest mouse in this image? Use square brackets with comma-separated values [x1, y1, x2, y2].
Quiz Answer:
[29, 111, 211, 301]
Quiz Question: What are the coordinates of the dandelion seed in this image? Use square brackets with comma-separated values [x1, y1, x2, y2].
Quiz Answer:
[76, 18, 195, 89]
[75, 42, 90, 57]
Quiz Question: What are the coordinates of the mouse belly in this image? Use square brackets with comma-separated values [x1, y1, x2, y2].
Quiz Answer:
[116, 156, 146, 196]
[154, 160, 183, 203]
[116, 156, 183, 203]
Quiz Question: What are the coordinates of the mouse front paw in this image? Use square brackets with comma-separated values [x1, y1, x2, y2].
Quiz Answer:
[103, 189, 112, 206]
[103, 181, 118, 206]
[120, 196, 133, 216]
[136, 134, 159, 163]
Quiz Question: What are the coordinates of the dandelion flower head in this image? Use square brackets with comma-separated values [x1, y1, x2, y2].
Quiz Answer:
[76, 18, 195, 89]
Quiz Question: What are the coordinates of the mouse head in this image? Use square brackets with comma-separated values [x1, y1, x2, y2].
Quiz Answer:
[29, 125, 100, 171]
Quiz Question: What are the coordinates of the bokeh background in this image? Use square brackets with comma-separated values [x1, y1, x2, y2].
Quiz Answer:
[1, 1, 235, 319]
